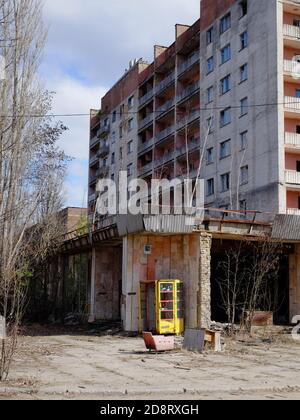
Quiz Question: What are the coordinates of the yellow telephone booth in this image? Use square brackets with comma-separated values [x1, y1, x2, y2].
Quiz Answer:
[139, 279, 184, 335]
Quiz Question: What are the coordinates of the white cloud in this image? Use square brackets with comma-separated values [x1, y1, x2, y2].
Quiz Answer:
[41, 0, 201, 207]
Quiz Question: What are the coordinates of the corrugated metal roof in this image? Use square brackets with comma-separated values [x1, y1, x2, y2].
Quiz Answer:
[143, 215, 194, 234]
[272, 215, 300, 241]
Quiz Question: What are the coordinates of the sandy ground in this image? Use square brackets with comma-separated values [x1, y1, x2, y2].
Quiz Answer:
[0, 326, 300, 400]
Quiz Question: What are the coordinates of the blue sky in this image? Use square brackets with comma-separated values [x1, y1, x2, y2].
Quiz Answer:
[42, 0, 200, 207]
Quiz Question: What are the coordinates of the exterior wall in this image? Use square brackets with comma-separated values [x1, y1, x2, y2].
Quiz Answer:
[289, 244, 300, 321]
[90, 246, 122, 321]
[59, 207, 87, 234]
[200, 0, 281, 214]
[122, 233, 212, 332]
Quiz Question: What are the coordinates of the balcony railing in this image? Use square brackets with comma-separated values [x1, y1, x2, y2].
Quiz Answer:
[90, 135, 100, 148]
[154, 151, 175, 167]
[285, 132, 300, 147]
[283, 24, 300, 40]
[177, 109, 200, 130]
[156, 98, 175, 116]
[287, 208, 300, 216]
[177, 80, 200, 103]
[138, 113, 154, 130]
[155, 72, 175, 95]
[89, 155, 99, 167]
[138, 137, 154, 154]
[284, 96, 300, 111]
[88, 193, 96, 203]
[176, 138, 200, 157]
[139, 89, 154, 107]
[98, 143, 110, 157]
[138, 162, 153, 176]
[155, 124, 175, 143]
[283, 59, 300, 75]
[177, 52, 200, 76]
[97, 124, 110, 137]
[285, 170, 300, 184]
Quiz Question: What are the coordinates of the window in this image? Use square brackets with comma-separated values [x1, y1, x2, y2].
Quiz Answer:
[207, 178, 215, 196]
[207, 116, 214, 133]
[240, 165, 249, 185]
[120, 147, 123, 160]
[111, 174, 115, 182]
[296, 89, 300, 98]
[128, 95, 134, 109]
[127, 163, 133, 177]
[220, 13, 231, 34]
[240, 63, 248, 82]
[119, 125, 123, 138]
[294, 19, 300, 28]
[111, 153, 115, 165]
[220, 44, 231, 64]
[220, 107, 231, 127]
[128, 118, 134, 131]
[207, 56, 214, 74]
[220, 139, 231, 159]
[297, 125, 300, 135]
[111, 131, 116, 143]
[240, 31, 248, 50]
[120, 104, 125, 118]
[206, 147, 214, 164]
[220, 74, 231, 95]
[207, 27, 214, 45]
[240, 131, 248, 150]
[206, 86, 214, 103]
[112, 111, 117, 123]
[240, 97, 248, 116]
[239, 200, 247, 217]
[103, 158, 107, 167]
[297, 161, 300, 173]
[240, 0, 248, 17]
[221, 173, 230, 192]
[127, 140, 133, 154]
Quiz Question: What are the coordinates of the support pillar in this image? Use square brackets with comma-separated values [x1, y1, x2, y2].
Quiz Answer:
[289, 244, 300, 322]
[197, 233, 212, 329]
[88, 247, 96, 323]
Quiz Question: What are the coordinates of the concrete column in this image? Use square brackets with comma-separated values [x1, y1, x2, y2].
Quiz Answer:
[88, 247, 96, 323]
[197, 233, 212, 329]
[289, 244, 300, 322]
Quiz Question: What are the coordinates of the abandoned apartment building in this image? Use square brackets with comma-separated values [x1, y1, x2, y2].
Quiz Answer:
[57, 0, 300, 332]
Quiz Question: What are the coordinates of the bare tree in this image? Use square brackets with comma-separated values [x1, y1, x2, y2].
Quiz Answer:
[217, 239, 282, 336]
[0, 0, 68, 380]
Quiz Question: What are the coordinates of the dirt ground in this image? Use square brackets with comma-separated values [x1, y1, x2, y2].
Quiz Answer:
[0, 325, 300, 400]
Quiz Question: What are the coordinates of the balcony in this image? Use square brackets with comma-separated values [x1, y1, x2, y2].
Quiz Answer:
[156, 98, 175, 118]
[90, 135, 100, 148]
[285, 132, 300, 149]
[138, 161, 153, 176]
[154, 150, 175, 167]
[283, 25, 300, 46]
[98, 165, 109, 178]
[155, 124, 175, 143]
[138, 113, 154, 131]
[287, 208, 300, 216]
[284, 96, 300, 117]
[177, 52, 200, 77]
[285, 170, 300, 185]
[176, 138, 200, 158]
[177, 109, 200, 131]
[89, 174, 98, 185]
[98, 143, 110, 158]
[155, 72, 175, 95]
[177, 80, 200, 103]
[138, 137, 154, 154]
[89, 154, 99, 167]
[88, 193, 96, 204]
[97, 124, 110, 138]
[139, 89, 154, 108]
